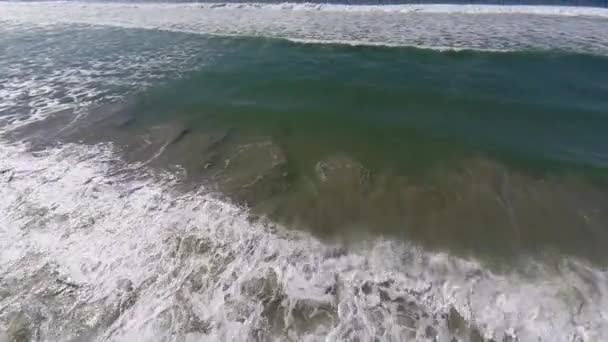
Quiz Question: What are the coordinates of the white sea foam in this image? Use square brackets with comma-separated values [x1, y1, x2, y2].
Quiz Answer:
[1, 124, 608, 341]
[0, 22, 213, 128]
[189, 2, 608, 17]
[1, 3, 608, 340]
[5, 2, 608, 17]
[1, 1, 608, 53]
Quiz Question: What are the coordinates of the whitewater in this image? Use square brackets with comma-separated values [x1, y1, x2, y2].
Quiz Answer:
[2, 2, 608, 53]
[1, 2, 608, 341]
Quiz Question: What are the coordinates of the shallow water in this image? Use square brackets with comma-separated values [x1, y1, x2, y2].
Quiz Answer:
[1, 2, 608, 341]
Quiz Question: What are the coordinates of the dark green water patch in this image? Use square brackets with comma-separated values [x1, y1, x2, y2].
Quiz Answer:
[132, 37, 608, 178]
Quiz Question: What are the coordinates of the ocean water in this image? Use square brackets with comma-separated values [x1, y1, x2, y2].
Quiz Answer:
[2, 2, 608, 341]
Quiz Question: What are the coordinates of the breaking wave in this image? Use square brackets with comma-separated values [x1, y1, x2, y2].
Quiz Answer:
[1, 132, 608, 341]
[1, 2, 608, 341]
[1, 2, 608, 53]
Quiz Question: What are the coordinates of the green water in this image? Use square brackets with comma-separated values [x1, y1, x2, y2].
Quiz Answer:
[134, 38, 608, 175]
[103, 37, 608, 264]
[2, 8, 608, 340]
[21, 33, 606, 264]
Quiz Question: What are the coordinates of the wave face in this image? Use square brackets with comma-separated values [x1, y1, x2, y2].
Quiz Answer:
[1, 2, 608, 342]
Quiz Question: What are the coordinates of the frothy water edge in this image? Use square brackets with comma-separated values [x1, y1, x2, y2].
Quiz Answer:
[5, 2, 608, 17]
[1, 125, 607, 340]
[2, 1, 608, 54]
